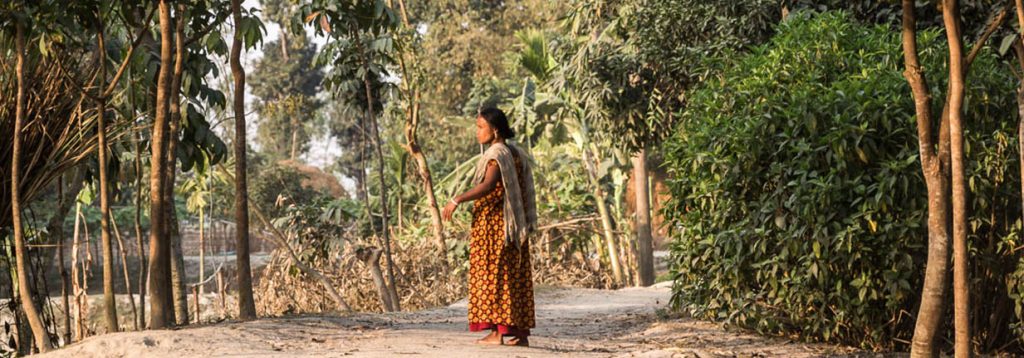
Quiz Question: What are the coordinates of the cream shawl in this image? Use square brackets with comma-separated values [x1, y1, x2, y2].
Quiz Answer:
[472, 141, 537, 249]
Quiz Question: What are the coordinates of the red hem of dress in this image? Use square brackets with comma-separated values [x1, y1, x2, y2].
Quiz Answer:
[469, 322, 531, 336]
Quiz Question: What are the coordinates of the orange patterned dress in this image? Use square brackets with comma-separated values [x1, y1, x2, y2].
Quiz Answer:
[467, 153, 535, 336]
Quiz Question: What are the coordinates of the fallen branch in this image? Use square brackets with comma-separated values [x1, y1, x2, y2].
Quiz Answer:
[252, 204, 352, 312]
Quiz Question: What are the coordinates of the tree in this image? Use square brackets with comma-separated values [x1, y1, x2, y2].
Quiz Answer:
[563, 0, 779, 286]
[305, 0, 403, 311]
[250, 34, 323, 162]
[940, 2, 970, 356]
[91, 2, 153, 333]
[392, 0, 448, 263]
[230, 0, 261, 320]
[149, 0, 175, 329]
[900, 1, 1009, 355]
[10, 16, 53, 353]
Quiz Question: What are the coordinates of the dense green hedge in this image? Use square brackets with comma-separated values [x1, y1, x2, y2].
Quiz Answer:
[662, 11, 1022, 351]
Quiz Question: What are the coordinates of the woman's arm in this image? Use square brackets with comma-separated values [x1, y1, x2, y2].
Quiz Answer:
[442, 162, 501, 221]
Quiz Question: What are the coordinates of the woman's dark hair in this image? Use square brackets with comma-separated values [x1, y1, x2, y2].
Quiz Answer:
[479, 107, 516, 139]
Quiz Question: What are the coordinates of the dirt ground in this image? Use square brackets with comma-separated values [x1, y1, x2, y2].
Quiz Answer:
[40, 281, 858, 357]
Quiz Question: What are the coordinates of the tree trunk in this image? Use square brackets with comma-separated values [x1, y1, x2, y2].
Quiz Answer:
[583, 145, 623, 285]
[409, 147, 446, 259]
[357, 247, 393, 311]
[632, 148, 655, 286]
[133, 125, 148, 330]
[199, 204, 206, 297]
[1015, 0, 1024, 262]
[392, 2, 448, 261]
[167, 6, 189, 325]
[902, 1, 953, 356]
[95, 22, 120, 334]
[353, 26, 401, 311]
[231, 0, 258, 320]
[941, 2, 971, 356]
[56, 178, 73, 344]
[148, 0, 175, 329]
[110, 215, 139, 330]
[358, 125, 372, 221]
[72, 203, 84, 341]
[50, 173, 81, 344]
[12, 21, 52, 353]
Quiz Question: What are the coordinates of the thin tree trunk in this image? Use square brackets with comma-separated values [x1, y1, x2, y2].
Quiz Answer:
[148, 0, 175, 329]
[902, 1, 953, 356]
[361, 141, 372, 220]
[392, 2, 448, 262]
[231, 0, 258, 320]
[56, 175, 72, 344]
[50, 173, 81, 344]
[12, 21, 52, 353]
[111, 214, 139, 330]
[95, 21, 120, 334]
[133, 126, 148, 330]
[167, 5, 189, 325]
[128, 61, 147, 330]
[583, 145, 623, 285]
[1015, 0, 1024, 255]
[199, 204, 206, 297]
[941, 2, 971, 356]
[408, 144, 446, 259]
[632, 148, 655, 286]
[72, 203, 84, 341]
[352, 26, 400, 311]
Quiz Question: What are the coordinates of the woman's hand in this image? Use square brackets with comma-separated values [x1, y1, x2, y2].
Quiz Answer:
[442, 199, 459, 221]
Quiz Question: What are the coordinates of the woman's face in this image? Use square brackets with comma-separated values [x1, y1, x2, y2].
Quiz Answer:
[476, 116, 495, 144]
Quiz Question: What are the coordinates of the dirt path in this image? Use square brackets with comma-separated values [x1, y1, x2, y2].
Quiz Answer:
[42, 282, 853, 357]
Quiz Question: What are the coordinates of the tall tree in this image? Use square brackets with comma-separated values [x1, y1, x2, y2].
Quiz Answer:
[258, 0, 321, 162]
[133, 117, 148, 330]
[148, 0, 175, 329]
[82, 1, 153, 333]
[901, 1, 1009, 355]
[250, 34, 323, 162]
[231, 0, 258, 320]
[11, 17, 53, 353]
[901, 0, 953, 355]
[563, 0, 779, 286]
[167, 3, 189, 326]
[941, 2, 971, 356]
[305, 0, 403, 311]
[393, 0, 448, 264]
[95, 16, 120, 334]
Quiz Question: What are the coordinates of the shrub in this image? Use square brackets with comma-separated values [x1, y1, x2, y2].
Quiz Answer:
[662, 11, 1021, 351]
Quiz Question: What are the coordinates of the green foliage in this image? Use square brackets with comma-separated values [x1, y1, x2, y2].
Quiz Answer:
[270, 196, 356, 262]
[250, 32, 325, 161]
[662, 11, 1021, 350]
[563, 0, 779, 153]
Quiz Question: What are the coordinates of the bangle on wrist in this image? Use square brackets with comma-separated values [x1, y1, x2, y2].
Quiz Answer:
[450, 198, 459, 205]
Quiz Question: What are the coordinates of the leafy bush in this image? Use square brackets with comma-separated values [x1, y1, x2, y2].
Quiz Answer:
[662, 11, 1022, 351]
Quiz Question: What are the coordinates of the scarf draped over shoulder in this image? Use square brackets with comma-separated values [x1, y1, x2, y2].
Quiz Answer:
[472, 142, 538, 249]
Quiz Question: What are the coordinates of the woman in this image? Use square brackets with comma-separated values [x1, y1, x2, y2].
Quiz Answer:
[442, 107, 538, 347]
